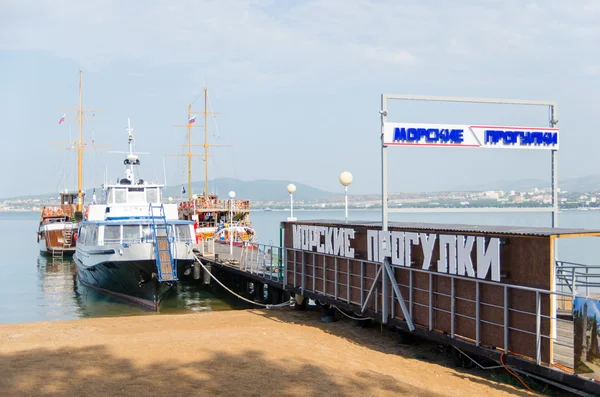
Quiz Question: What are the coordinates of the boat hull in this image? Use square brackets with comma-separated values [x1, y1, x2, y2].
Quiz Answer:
[74, 257, 176, 310]
[38, 223, 77, 256]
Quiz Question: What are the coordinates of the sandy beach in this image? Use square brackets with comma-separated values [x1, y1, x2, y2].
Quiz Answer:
[0, 309, 536, 396]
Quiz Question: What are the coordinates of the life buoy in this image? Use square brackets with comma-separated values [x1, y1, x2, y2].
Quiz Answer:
[85, 206, 89, 219]
[55, 207, 64, 216]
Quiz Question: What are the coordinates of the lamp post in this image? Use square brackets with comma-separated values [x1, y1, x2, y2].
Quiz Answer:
[339, 171, 353, 223]
[228, 190, 235, 254]
[287, 184, 297, 221]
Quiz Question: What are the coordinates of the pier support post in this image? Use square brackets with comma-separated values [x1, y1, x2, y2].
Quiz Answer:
[320, 303, 336, 323]
[202, 264, 211, 284]
[293, 294, 307, 310]
[254, 283, 265, 301]
[270, 288, 282, 304]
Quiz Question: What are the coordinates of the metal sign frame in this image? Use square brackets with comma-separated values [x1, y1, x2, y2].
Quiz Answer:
[378, 94, 558, 325]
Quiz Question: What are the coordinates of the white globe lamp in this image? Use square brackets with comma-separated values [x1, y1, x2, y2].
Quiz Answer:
[339, 171, 353, 223]
[287, 184, 297, 221]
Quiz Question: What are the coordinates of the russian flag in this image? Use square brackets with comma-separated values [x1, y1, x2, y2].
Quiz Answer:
[58, 113, 66, 124]
[188, 114, 197, 125]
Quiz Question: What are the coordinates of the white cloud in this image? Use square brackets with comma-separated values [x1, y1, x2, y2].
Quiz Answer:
[0, 0, 598, 90]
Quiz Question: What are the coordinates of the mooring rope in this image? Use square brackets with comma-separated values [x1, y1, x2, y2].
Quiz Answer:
[315, 299, 371, 321]
[333, 306, 372, 321]
[189, 249, 293, 309]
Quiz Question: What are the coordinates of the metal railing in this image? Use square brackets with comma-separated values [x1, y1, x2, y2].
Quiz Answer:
[195, 242, 600, 370]
[556, 261, 600, 299]
[283, 247, 581, 368]
[239, 243, 283, 281]
[197, 237, 215, 257]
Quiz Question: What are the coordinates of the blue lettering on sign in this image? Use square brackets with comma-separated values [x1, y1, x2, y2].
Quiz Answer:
[393, 127, 464, 144]
[484, 130, 558, 146]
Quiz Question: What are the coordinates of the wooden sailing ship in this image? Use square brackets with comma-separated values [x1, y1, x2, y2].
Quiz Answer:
[171, 88, 256, 246]
[37, 191, 78, 257]
[38, 70, 99, 258]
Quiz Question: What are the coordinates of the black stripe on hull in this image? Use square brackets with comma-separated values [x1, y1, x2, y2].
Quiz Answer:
[75, 258, 192, 311]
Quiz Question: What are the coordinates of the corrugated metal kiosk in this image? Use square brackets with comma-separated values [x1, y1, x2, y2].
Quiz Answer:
[282, 220, 600, 383]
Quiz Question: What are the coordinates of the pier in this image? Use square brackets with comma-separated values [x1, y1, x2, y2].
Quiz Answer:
[193, 220, 600, 396]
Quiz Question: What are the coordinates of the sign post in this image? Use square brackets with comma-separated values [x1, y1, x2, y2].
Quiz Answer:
[379, 94, 559, 330]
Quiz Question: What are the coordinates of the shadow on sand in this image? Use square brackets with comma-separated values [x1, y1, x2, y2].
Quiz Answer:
[253, 307, 540, 397]
[2, 343, 447, 397]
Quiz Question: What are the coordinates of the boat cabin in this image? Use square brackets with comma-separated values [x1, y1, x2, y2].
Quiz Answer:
[102, 182, 162, 205]
[60, 191, 80, 206]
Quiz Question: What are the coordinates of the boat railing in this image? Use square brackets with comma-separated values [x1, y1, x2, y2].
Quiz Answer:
[197, 221, 216, 229]
[102, 235, 196, 246]
[179, 199, 251, 211]
[41, 204, 76, 219]
[210, 226, 258, 244]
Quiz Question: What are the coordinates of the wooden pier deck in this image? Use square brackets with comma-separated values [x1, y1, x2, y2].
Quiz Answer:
[554, 319, 574, 369]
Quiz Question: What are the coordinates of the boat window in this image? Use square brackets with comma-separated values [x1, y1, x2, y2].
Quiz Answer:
[84, 224, 97, 245]
[79, 226, 87, 245]
[146, 188, 158, 203]
[175, 225, 192, 242]
[89, 224, 98, 245]
[141, 225, 153, 243]
[128, 187, 145, 204]
[122, 225, 140, 243]
[104, 225, 121, 243]
[114, 188, 126, 204]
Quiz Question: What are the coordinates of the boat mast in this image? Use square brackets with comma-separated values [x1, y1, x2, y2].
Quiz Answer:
[187, 104, 193, 201]
[200, 88, 228, 197]
[203, 88, 209, 198]
[77, 70, 84, 213]
[56, 69, 102, 218]
[168, 87, 224, 201]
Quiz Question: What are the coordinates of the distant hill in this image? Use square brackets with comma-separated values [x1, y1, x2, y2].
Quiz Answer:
[454, 173, 600, 193]
[161, 178, 336, 202]
[1, 178, 336, 202]
[6, 174, 600, 202]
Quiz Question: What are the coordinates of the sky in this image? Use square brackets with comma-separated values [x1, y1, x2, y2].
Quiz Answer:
[1, 0, 599, 198]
